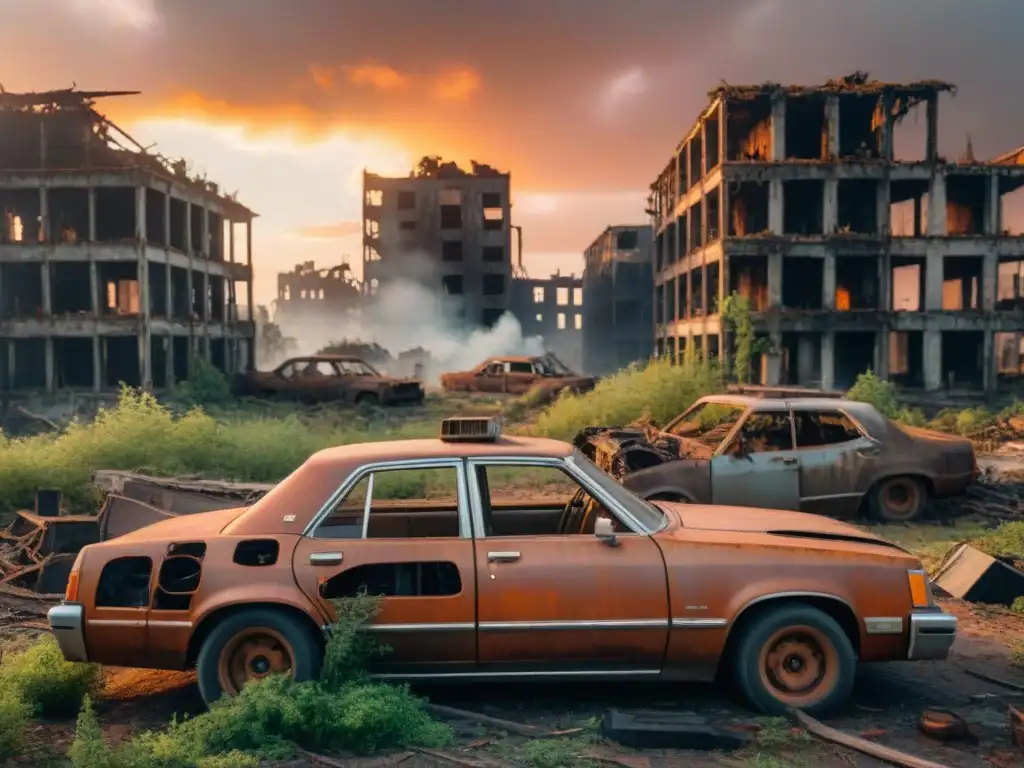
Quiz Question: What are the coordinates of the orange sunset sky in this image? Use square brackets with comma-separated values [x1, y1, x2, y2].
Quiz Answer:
[5, 0, 1024, 306]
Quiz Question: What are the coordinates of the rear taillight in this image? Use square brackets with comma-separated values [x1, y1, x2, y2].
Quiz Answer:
[65, 571, 80, 602]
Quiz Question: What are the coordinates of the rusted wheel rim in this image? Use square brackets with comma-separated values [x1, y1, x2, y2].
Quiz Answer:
[217, 626, 294, 696]
[757, 625, 838, 707]
[881, 478, 921, 520]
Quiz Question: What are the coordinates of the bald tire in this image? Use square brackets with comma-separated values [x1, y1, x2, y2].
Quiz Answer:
[730, 604, 856, 718]
[196, 607, 323, 707]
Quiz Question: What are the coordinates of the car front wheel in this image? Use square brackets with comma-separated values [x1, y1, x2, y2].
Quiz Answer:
[196, 607, 323, 706]
[730, 604, 856, 717]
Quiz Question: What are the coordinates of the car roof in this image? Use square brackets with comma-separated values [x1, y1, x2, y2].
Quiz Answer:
[311, 435, 574, 464]
[697, 394, 878, 414]
[480, 355, 540, 365]
[295, 354, 370, 363]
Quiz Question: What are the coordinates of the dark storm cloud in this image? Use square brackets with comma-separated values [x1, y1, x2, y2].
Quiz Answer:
[5, 0, 1024, 190]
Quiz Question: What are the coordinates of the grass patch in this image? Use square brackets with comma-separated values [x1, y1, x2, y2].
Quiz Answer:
[68, 595, 452, 767]
[0, 634, 101, 717]
[488, 718, 601, 768]
[0, 690, 30, 761]
[973, 521, 1024, 561]
[863, 517, 993, 572]
[531, 357, 722, 441]
[733, 717, 819, 768]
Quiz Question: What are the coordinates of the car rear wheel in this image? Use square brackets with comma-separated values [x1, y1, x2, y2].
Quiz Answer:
[196, 607, 322, 706]
[869, 476, 927, 522]
[730, 604, 855, 717]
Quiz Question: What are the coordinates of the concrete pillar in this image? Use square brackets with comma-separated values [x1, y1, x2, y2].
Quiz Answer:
[982, 246, 998, 312]
[164, 336, 174, 387]
[825, 96, 839, 158]
[184, 204, 193, 254]
[797, 335, 816, 385]
[823, 179, 838, 234]
[879, 91, 894, 161]
[163, 193, 171, 248]
[718, 100, 728, 165]
[820, 332, 835, 391]
[822, 252, 836, 309]
[136, 186, 151, 389]
[87, 188, 97, 242]
[92, 337, 101, 392]
[876, 179, 891, 237]
[874, 330, 889, 380]
[926, 95, 939, 162]
[767, 251, 783, 308]
[40, 262, 51, 315]
[768, 179, 784, 234]
[983, 331, 995, 394]
[44, 337, 54, 392]
[984, 174, 1001, 236]
[165, 262, 173, 321]
[923, 330, 942, 390]
[201, 270, 210, 322]
[925, 245, 945, 310]
[5, 341, 13, 391]
[200, 207, 209, 256]
[700, 120, 708, 178]
[770, 94, 786, 161]
[684, 141, 692, 191]
[88, 261, 99, 318]
[38, 187, 49, 243]
[246, 220, 254, 360]
[927, 172, 947, 236]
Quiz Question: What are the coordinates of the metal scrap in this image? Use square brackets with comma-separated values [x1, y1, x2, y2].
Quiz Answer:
[0, 499, 98, 596]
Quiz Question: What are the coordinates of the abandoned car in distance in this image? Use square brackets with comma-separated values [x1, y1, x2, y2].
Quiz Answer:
[440, 353, 596, 397]
[49, 416, 956, 716]
[575, 394, 978, 523]
[230, 354, 424, 406]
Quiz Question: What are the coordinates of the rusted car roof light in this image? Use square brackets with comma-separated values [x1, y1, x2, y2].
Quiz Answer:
[440, 416, 502, 443]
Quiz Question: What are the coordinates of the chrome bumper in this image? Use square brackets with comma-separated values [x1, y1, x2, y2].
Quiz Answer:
[907, 609, 957, 660]
[47, 603, 88, 662]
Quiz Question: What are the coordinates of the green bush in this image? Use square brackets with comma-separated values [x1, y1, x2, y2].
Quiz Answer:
[532, 357, 723, 440]
[169, 358, 234, 408]
[0, 689, 30, 760]
[846, 370, 900, 418]
[0, 634, 101, 717]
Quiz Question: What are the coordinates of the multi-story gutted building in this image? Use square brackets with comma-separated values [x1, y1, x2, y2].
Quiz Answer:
[649, 73, 1024, 393]
[510, 271, 583, 373]
[582, 225, 654, 376]
[362, 157, 512, 328]
[275, 260, 362, 321]
[0, 88, 256, 393]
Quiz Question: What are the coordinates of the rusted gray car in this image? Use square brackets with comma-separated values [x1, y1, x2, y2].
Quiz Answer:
[231, 354, 424, 406]
[574, 395, 978, 522]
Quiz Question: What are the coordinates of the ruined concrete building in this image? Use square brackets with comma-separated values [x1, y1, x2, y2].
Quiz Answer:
[0, 88, 256, 392]
[582, 225, 654, 376]
[650, 73, 1024, 393]
[362, 157, 513, 327]
[275, 260, 362, 321]
[510, 271, 584, 373]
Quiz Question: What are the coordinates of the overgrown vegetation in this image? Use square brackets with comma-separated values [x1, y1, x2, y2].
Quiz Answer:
[721, 292, 769, 385]
[67, 595, 452, 767]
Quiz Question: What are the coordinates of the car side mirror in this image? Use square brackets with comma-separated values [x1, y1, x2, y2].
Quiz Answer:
[594, 517, 620, 547]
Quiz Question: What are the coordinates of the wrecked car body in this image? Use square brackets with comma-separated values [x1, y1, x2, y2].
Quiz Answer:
[49, 415, 955, 717]
[574, 395, 977, 522]
[231, 354, 424, 406]
[440, 353, 596, 396]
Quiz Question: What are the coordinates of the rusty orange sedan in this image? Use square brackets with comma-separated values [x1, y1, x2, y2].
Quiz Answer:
[48, 417, 956, 716]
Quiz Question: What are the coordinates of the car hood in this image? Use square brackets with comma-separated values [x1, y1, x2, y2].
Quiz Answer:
[654, 501, 909, 552]
[110, 505, 248, 543]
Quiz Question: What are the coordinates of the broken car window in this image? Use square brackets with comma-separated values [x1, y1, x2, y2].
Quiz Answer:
[665, 402, 746, 448]
[736, 411, 794, 453]
[508, 362, 533, 373]
[794, 410, 863, 448]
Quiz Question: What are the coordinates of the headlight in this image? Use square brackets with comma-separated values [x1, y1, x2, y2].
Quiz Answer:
[907, 569, 933, 608]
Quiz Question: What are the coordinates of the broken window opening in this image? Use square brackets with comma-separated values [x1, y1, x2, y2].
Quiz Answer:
[96, 557, 153, 608]
[54, 338, 94, 389]
[833, 331, 875, 389]
[533, 286, 544, 303]
[441, 240, 463, 262]
[397, 190, 415, 210]
[689, 199, 704, 250]
[145, 188, 167, 246]
[780, 333, 821, 387]
[785, 96, 827, 160]
[889, 180, 928, 237]
[616, 230, 638, 250]
[52, 262, 92, 314]
[365, 219, 380, 238]
[654, 287, 664, 325]
[836, 257, 878, 310]
[705, 188, 721, 243]
[482, 246, 504, 263]
[573, 313, 582, 330]
[168, 198, 187, 251]
[365, 189, 383, 207]
[837, 180, 879, 234]
[95, 187, 136, 242]
[889, 331, 923, 388]
[147, 261, 168, 318]
[441, 275, 463, 295]
[942, 331, 983, 389]
[941, 256, 981, 311]
[781, 257, 823, 310]
[556, 287, 569, 306]
[665, 278, 676, 322]
[946, 176, 985, 236]
[482, 274, 505, 296]
[688, 136, 702, 188]
[482, 308, 503, 328]
[170, 267, 190, 321]
[997, 258, 1024, 310]
[691, 268, 704, 316]
[1002, 181, 1024, 236]
[891, 258, 925, 312]
[322, 562, 462, 600]
[208, 210, 223, 260]
[783, 180, 824, 235]
[725, 97, 772, 162]
[996, 333, 1024, 381]
[706, 263, 720, 315]
[729, 182, 769, 236]
[837, 94, 880, 159]
[0, 263, 43, 318]
[535, 313, 543, 322]
[572, 287, 583, 306]
[49, 188, 89, 244]
[105, 336, 140, 388]
[483, 207, 504, 231]
[728, 256, 769, 311]
[440, 204, 462, 230]
[557, 312, 566, 330]
[188, 204, 204, 255]
[705, 112, 720, 171]
[0, 190, 41, 244]
[892, 107, 927, 162]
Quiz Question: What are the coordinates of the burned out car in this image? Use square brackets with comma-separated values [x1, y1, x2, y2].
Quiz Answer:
[49, 416, 956, 716]
[575, 395, 977, 523]
[231, 354, 424, 406]
[440, 353, 596, 396]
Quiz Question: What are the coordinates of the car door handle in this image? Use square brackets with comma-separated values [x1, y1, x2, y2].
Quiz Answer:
[487, 551, 521, 563]
[857, 446, 881, 458]
[771, 457, 798, 466]
[309, 552, 344, 566]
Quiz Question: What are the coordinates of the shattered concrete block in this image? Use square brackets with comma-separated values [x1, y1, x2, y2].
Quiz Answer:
[600, 709, 750, 750]
[98, 494, 178, 541]
[933, 543, 1024, 606]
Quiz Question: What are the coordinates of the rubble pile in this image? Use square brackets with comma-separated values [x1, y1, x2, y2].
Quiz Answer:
[938, 465, 1024, 522]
